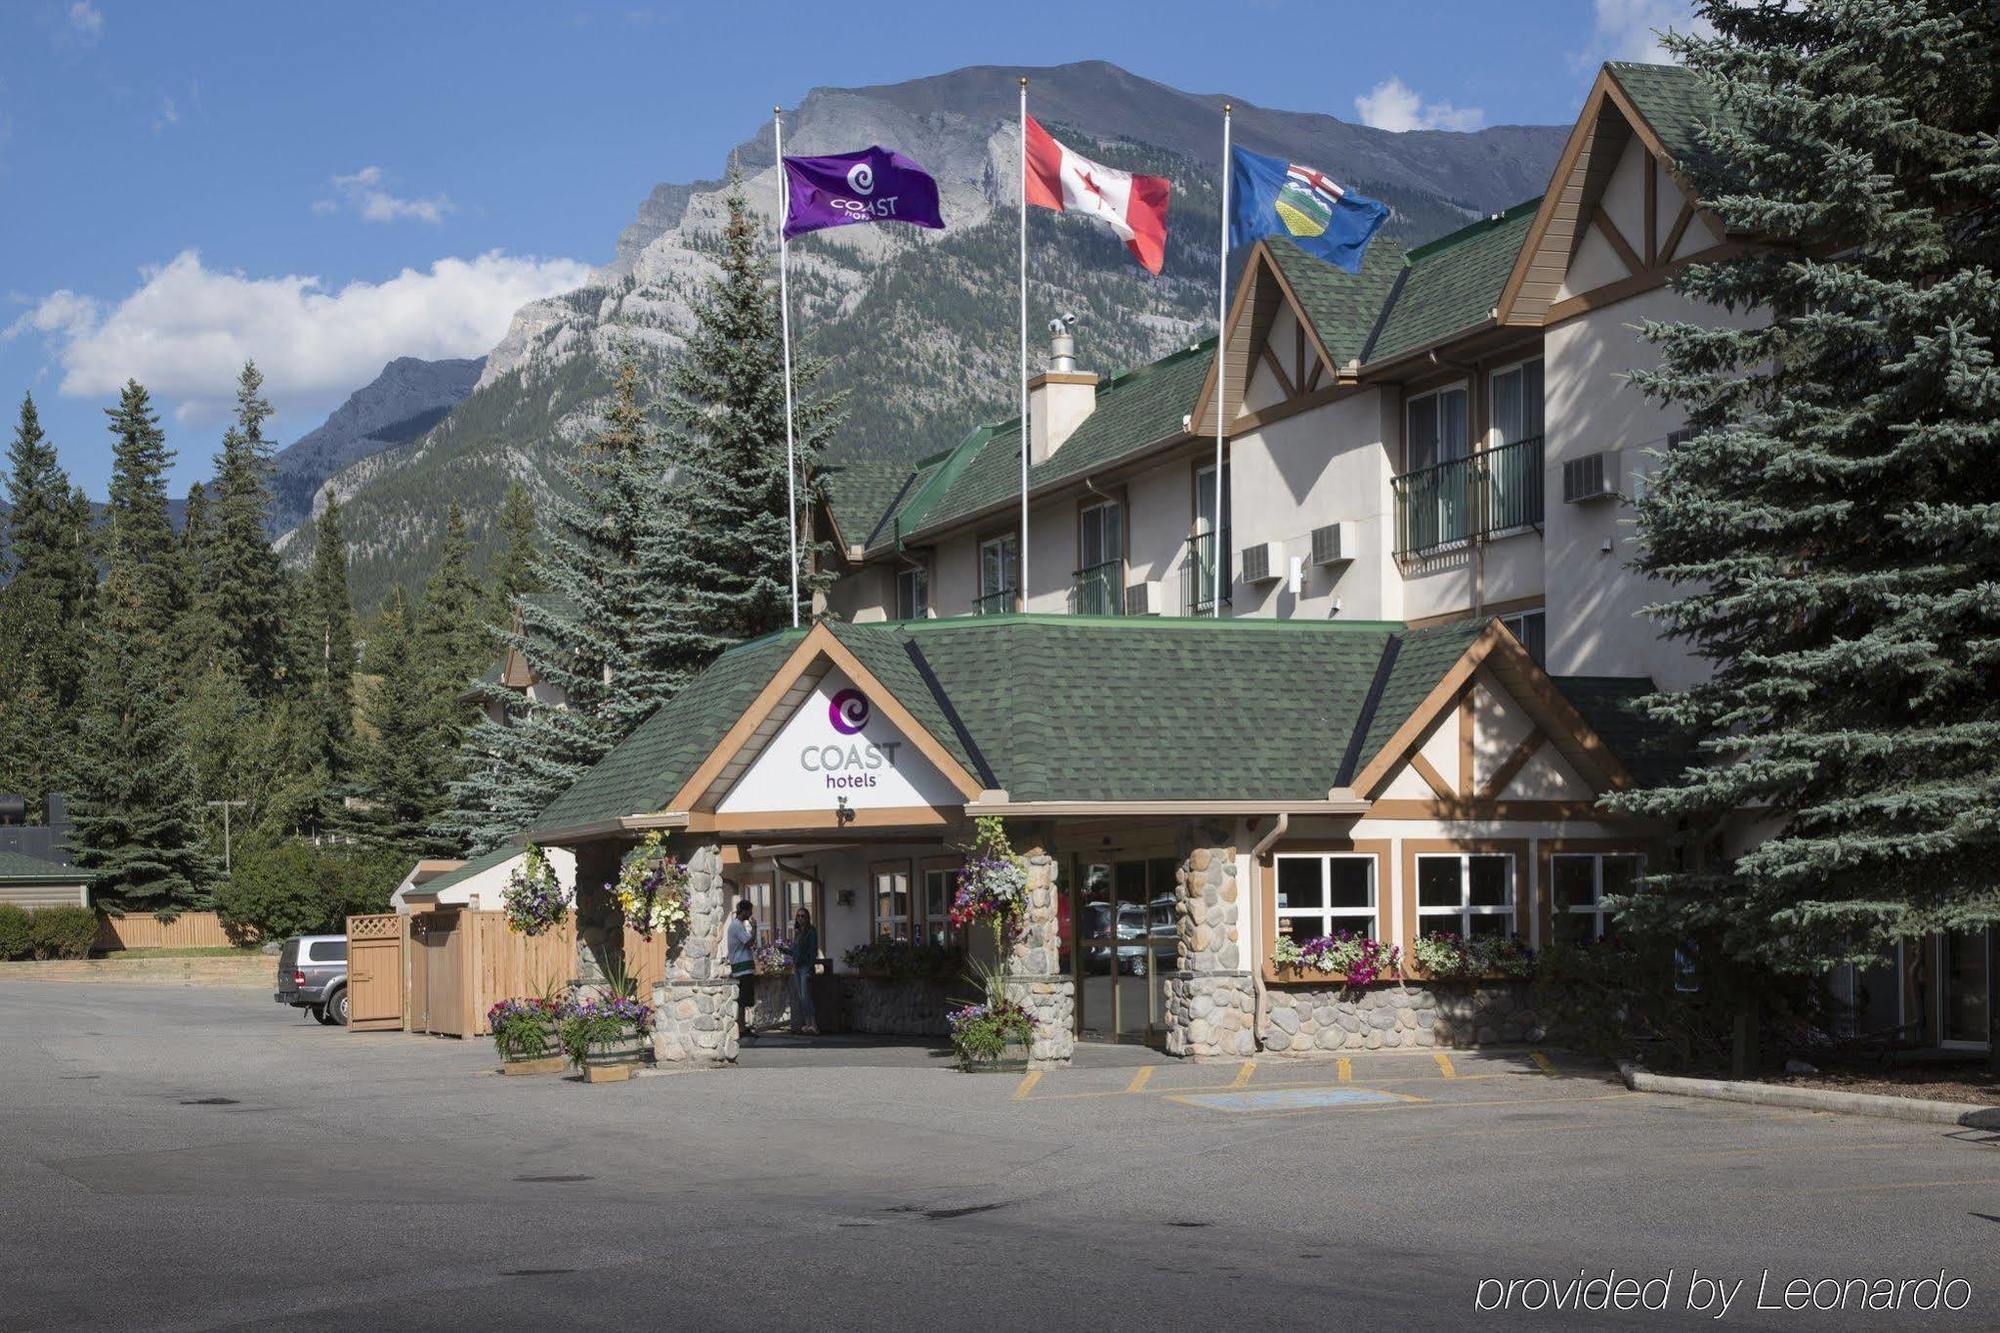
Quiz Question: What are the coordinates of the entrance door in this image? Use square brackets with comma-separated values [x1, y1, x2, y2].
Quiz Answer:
[1071, 856, 1177, 1044]
[344, 913, 405, 1031]
[1940, 930, 1992, 1048]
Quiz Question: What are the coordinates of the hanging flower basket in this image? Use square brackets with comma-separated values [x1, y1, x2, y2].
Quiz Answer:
[608, 831, 691, 941]
[948, 818, 1029, 936]
[502, 844, 570, 937]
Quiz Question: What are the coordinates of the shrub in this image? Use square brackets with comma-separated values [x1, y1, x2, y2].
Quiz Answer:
[215, 841, 407, 941]
[29, 905, 97, 960]
[0, 903, 32, 960]
[841, 938, 963, 979]
[946, 998, 1034, 1066]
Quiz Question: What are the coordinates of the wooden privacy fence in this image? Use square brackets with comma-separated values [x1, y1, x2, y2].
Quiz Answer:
[348, 908, 670, 1039]
[95, 910, 239, 951]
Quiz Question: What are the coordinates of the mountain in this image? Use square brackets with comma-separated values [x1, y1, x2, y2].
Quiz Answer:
[293, 60, 1570, 611]
[268, 356, 483, 539]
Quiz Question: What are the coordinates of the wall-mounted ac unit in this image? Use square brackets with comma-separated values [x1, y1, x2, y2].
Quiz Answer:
[1124, 580, 1165, 616]
[1310, 522, 1357, 566]
[1562, 450, 1619, 504]
[1240, 541, 1284, 584]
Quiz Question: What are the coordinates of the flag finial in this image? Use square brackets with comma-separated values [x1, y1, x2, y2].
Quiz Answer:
[1225, 101, 1233, 114]
[1020, 76, 1028, 88]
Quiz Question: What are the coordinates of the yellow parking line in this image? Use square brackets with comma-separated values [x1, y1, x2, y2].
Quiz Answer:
[1011, 1070, 1042, 1101]
[1433, 1052, 1457, 1079]
[1529, 1050, 1557, 1076]
[1337, 1057, 1352, 1083]
[1248, 1090, 1640, 1121]
[1125, 1066, 1154, 1094]
[1231, 1061, 1257, 1088]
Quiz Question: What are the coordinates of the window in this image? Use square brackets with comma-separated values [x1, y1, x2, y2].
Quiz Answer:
[306, 940, 347, 963]
[779, 876, 818, 952]
[1550, 853, 1643, 943]
[1416, 853, 1516, 939]
[1500, 608, 1546, 667]
[977, 534, 1017, 614]
[1399, 385, 1471, 552]
[1487, 360, 1545, 531]
[1189, 462, 1232, 614]
[1405, 384, 1469, 473]
[1490, 358, 1544, 448]
[920, 862, 958, 945]
[1274, 854, 1377, 943]
[872, 862, 913, 941]
[1075, 500, 1124, 615]
[895, 562, 928, 620]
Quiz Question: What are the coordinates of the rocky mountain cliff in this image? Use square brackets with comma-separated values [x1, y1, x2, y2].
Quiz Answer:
[294, 60, 1569, 610]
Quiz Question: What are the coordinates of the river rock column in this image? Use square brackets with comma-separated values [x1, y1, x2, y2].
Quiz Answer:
[652, 842, 739, 1066]
[1165, 844, 1255, 1058]
[1004, 844, 1074, 1067]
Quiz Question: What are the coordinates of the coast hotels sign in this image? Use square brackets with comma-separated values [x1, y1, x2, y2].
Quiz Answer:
[713, 669, 963, 815]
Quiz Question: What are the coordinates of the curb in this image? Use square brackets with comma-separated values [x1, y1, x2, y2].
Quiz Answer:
[0, 958, 270, 988]
[1617, 1061, 2000, 1129]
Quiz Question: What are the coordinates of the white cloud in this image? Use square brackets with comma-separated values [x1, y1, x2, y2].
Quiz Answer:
[1354, 77, 1485, 133]
[67, 1, 103, 42]
[1572, 0, 1714, 70]
[12, 249, 592, 422]
[317, 165, 453, 225]
[152, 95, 178, 134]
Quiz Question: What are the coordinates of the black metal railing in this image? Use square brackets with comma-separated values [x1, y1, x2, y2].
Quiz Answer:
[1393, 435, 1543, 557]
[972, 587, 1016, 616]
[1071, 561, 1124, 616]
[1182, 529, 1232, 616]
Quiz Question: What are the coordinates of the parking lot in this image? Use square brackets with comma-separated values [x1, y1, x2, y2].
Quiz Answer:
[3, 981, 1997, 1330]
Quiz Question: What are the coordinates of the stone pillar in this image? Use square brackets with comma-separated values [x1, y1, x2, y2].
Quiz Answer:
[651, 842, 739, 1066]
[1004, 844, 1074, 1067]
[1165, 843, 1256, 1058]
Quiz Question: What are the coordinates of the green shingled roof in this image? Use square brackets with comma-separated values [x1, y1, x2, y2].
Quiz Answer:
[1551, 675, 1694, 789]
[821, 458, 924, 552]
[522, 616, 1585, 833]
[1607, 61, 1719, 165]
[1363, 199, 1539, 365]
[0, 849, 81, 881]
[1264, 233, 1408, 368]
[875, 342, 1215, 550]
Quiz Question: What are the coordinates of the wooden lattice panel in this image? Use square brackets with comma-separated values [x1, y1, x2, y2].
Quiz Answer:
[347, 913, 402, 941]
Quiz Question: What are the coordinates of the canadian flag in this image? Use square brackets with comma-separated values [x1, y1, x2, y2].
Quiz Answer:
[1025, 115, 1171, 275]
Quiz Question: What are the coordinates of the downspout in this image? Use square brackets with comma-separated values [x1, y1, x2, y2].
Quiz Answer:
[1247, 813, 1291, 1052]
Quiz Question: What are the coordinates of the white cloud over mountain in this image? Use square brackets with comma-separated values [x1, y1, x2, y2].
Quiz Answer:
[315, 166, 453, 225]
[1572, 0, 1713, 69]
[1354, 77, 1485, 133]
[8, 249, 591, 423]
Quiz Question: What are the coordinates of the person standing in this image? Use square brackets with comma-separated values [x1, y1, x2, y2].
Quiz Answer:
[726, 898, 758, 1042]
[789, 907, 820, 1036]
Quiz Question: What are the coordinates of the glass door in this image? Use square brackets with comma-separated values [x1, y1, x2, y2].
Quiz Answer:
[1071, 855, 1177, 1045]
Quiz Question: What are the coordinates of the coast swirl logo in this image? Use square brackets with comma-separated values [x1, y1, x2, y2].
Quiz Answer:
[846, 162, 875, 196]
[828, 687, 870, 735]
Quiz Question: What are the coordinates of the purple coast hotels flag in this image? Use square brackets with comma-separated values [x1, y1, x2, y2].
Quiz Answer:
[781, 146, 944, 239]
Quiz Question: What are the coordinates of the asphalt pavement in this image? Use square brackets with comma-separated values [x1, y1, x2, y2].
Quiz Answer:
[2, 981, 1996, 1330]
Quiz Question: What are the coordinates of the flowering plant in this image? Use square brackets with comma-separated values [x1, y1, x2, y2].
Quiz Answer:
[842, 938, 963, 979]
[754, 938, 793, 976]
[488, 996, 563, 1060]
[946, 997, 1034, 1066]
[557, 993, 654, 1068]
[608, 832, 691, 940]
[502, 844, 569, 937]
[1272, 931, 1402, 986]
[1411, 932, 1535, 981]
[948, 818, 1028, 932]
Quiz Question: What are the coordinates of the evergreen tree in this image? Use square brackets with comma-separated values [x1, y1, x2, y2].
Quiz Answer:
[177, 481, 225, 674]
[348, 590, 454, 856]
[493, 478, 542, 607]
[418, 501, 491, 688]
[305, 492, 357, 779]
[99, 380, 180, 655]
[204, 362, 286, 692]
[1611, 0, 2000, 1036]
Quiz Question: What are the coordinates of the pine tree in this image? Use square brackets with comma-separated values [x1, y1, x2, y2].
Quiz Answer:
[1610, 0, 2000, 1026]
[348, 590, 455, 856]
[100, 380, 180, 656]
[668, 175, 842, 650]
[305, 492, 357, 780]
[204, 362, 286, 693]
[177, 481, 225, 674]
[493, 479, 542, 607]
[418, 501, 492, 689]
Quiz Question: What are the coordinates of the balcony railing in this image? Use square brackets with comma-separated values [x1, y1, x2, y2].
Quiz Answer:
[1393, 435, 1544, 557]
[1071, 560, 1124, 616]
[972, 587, 1016, 616]
[1182, 529, 1232, 616]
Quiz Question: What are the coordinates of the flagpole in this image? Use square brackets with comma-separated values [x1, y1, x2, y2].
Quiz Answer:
[1018, 74, 1030, 613]
[1213, 102, 1231, 619]
[775, 105, 800, 629]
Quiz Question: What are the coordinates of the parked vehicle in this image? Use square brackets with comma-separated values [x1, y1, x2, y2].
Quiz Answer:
[1082, 902, 1151, 975]
[274, 935, 349, 1025]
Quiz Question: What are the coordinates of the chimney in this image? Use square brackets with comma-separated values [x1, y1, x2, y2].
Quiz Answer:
[1027, 316, 1099, 465]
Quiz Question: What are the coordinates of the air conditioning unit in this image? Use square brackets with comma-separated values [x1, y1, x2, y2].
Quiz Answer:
[1310, 522, 1357, 566]
[1240, 541, 1284, 584]
[1562, 450, 1619, 504]
[1124, 580, 1165, 616]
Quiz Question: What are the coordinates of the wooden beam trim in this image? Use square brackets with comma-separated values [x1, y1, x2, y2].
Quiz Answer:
[1351, 629, 1499, 797]
[1660, 198, 1696, 265]
[1259, 342, 1299, 401]
[1591, 205, 1644, 276]
[1366, 799, 1625, 822]
[1480, 730, 1548, 801]
[1493, 69, 1616, 326]
[1543, 241, 1743, 325]
[1644, 153, 1658, 266]
[1410, 751, 1457, 802]
[1458, 687, 1476, 798]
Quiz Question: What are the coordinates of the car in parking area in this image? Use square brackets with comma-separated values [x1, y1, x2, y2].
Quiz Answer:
[274, 935, 349, 1025]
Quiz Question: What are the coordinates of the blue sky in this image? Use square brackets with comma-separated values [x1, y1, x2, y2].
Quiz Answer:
[0, 0, 1699, 498]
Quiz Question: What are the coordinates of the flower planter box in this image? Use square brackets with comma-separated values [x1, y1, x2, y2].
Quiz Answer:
[577, 1027, 648, 1082]
[497, 1020, 564, 1070]
[500, 1055, 567, 1077]
[959, 1038, 1031, 1073]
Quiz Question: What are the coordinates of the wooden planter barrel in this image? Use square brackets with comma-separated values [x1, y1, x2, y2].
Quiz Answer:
[498, 1019, 564, 1075]
[580, 1027, 649, 1083]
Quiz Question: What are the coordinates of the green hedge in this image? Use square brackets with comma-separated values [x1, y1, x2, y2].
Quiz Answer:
[214, 842, 408, 941]
[27, 905, 96, 960]
[0, 904, 31, 960]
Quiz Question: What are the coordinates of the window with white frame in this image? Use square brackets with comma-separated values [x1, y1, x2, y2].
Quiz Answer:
[1273, 854, 1377, 943]
[1416, 853, 1515, 939]
[896, 562, 928, 620]
[977, 534, 1017, 613]
[872, 862, 913, 941]
[1550, 853, 1643, 943]
[1500, 608, 1546, 667]
[920, 863, 957, 945]
[1405, 384, 1469, 473]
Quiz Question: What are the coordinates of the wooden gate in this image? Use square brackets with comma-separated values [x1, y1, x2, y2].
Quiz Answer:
[345, 913, 405, 1031]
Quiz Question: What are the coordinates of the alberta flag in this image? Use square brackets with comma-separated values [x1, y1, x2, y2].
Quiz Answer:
[1228, 147, 1388, 273]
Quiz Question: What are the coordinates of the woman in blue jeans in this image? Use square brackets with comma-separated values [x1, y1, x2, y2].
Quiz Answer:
[789, 907, 820, 1035]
